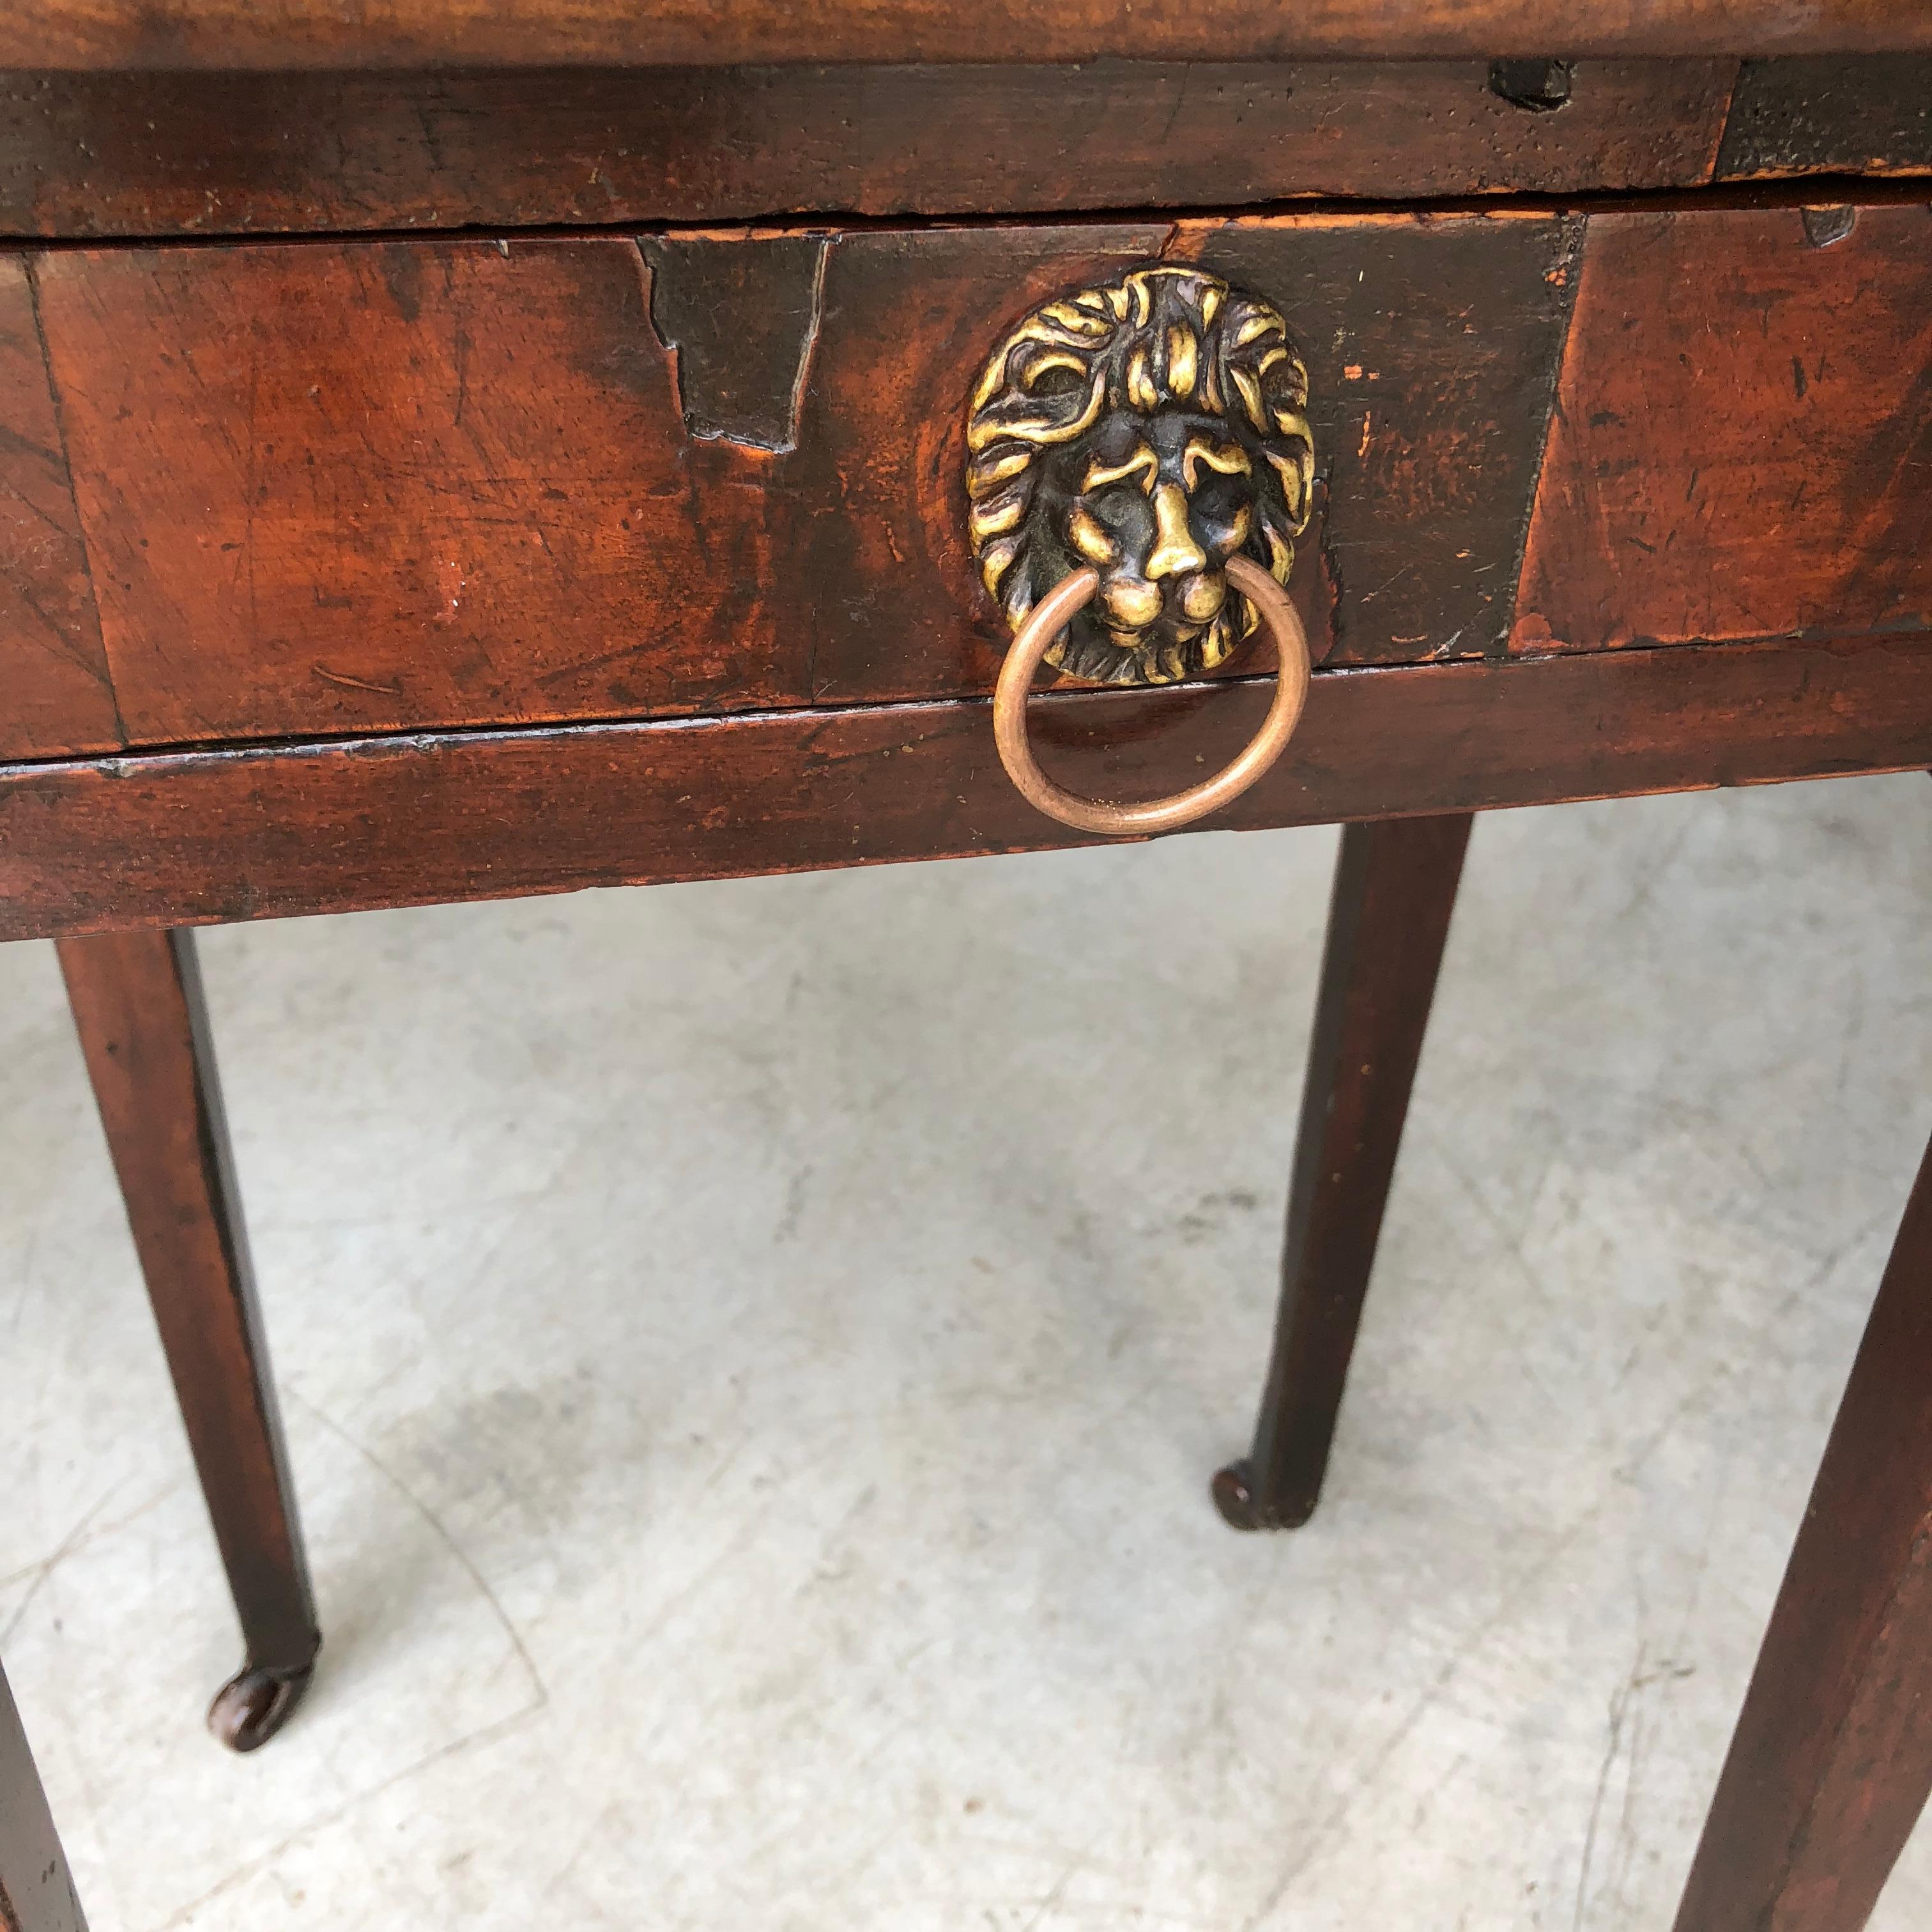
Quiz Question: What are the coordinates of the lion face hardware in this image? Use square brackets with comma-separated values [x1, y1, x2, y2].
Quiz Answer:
[965, 265, 1315, 687]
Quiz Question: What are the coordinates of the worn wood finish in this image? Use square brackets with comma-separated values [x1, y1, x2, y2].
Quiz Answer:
[13, 0, 1931, 68]
[22, 213, 1568, 746]
[22, 198, 1931, 760]
[56, 928, 318, 1751]
[1214, 813, 1472, 1531]
[0, 1660, 87, 1932]
[1718, 55, 1932, 178]
[1673, 1132, 1932, 1931]
[31, 234, 801, 746]
[0, 257, 118, 760]
[4, 628, 1928, 942]
[0, 62, 1742, 237]
[1174, 213, 1576, 668]
[1512, 201, 1932, 655]
[22, 211, 1575, 753]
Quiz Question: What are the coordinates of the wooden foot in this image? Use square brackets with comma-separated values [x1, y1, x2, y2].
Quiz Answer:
[207, 1662, 315, 1753]
[0, 1657, 88, 1931]
[57, 929, 319, 1751]
[1673, 1131, 1932, 1931]
[1214, 813, 1473, 1531]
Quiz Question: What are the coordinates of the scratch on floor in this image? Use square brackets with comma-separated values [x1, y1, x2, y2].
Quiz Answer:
[0, 1481, 125, 1646]
[284, 1386, 548, 1708]
[1572, 1625, 1698, 1929]
[153, 1699, 546, 1931]
[1234, 1496, 1621, 1931]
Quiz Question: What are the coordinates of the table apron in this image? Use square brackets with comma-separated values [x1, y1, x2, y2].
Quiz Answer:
[3, 629, 1927, 940]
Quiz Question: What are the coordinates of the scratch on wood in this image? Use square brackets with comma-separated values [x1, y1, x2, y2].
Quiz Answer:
[630, 238, 687, 431]
[314, 664, 402, 695]
[783, 239, 831, 456]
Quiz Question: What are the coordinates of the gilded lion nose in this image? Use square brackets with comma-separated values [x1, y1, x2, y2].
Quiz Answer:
[1180, 573, 1226, 622]
[1101, 576, 1163, 629]
[1146, 482, 1208, 581]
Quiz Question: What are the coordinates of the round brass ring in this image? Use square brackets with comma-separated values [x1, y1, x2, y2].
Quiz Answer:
[991, 555, 1312, 837]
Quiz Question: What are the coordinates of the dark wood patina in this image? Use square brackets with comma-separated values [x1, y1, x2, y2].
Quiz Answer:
[55, 928, 319, 1750]
[1214, 813, 1474, 1532]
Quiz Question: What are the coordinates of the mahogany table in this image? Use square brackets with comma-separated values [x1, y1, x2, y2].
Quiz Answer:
[4, 4, 1932, 1925]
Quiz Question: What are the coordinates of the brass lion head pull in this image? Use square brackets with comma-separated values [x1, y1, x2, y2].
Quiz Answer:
[966, 264, 1315, 689]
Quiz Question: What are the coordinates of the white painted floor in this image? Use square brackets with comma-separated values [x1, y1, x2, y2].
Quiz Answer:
[3, 774, 1930, 1931]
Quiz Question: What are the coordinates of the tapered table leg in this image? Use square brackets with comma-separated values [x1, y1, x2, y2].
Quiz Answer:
[1673, 1131, 1932, 1931]
[0, 1660, 88, 1932]
[57, 928, 318, 1752]
[1215, 813, 1473, 1531]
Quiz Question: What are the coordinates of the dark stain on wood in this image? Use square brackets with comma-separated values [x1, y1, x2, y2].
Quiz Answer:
[782, 222, 1175, 705]
[0, 254, 120, 757]
[1176, 211, 1581, 664]
[4, 628, 1929, 942]
[1717, 55, 1932, 179]
[638, 234, 827, 451]
[1513, 202, 1932, 654]
[1799, 202, 1857, 245]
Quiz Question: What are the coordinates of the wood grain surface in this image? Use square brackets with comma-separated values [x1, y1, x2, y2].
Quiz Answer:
[1175, 213, 1576, 668]
[4, 630, 1928, 941]
[31, 235, 802, 745]
[1512, 201, 1932, 653]
[25, 212, 1574, 751]
[0, 256, 120, 758]
[9, 199, 1931, 765]
[0, 61, 1741, 236]
[12, 0, 1931, 69]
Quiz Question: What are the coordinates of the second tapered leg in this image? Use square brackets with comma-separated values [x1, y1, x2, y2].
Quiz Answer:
[1671, 1131, 1932, 1931]
[0, 1659, 88, 1932]
[1215, 813, 1474, 1531]
[58, 928, 319, 1751]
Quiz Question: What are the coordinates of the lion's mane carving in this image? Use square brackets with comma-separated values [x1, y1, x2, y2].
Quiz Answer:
[966, 265, 1314, 687]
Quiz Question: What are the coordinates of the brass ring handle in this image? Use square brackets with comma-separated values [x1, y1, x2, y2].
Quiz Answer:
[992, 555, 1312, 837]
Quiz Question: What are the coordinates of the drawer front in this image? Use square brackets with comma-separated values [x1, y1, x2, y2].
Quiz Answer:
[7, 195, 1931, 760]
[25, 214, 1573, 749]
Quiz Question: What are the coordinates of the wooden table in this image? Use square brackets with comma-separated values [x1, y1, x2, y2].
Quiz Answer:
[4, 4, 1932, 1925]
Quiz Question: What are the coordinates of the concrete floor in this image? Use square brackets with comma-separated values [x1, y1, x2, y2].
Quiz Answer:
[3, 774, 1929, 1931]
